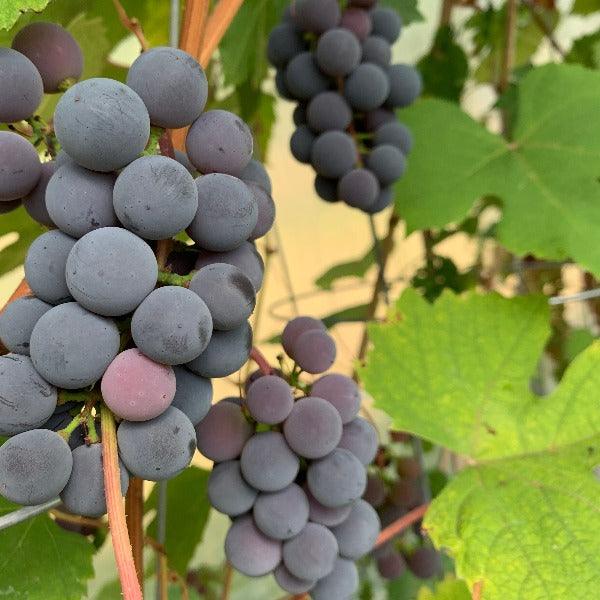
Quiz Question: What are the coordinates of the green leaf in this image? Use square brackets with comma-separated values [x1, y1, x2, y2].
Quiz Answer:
[572, 0, 600, 15]
[411, 255, 476, 302]
[417, 576, 471, 600]
[315, 246, 375, 290]
[566, 30, 600, 68]
[0, 206, 44, 277]
[395, 64, 600, 276]
[321, 303, 370, 328]
[0, 0, 51, 30]
[417, 26, 468, 102]
[380, 0, 424, 25]
[0, 497, 95, 598]
[565, 328, 596, 362]
[145, 467, 211, 576]
[362, 290, 600, 598]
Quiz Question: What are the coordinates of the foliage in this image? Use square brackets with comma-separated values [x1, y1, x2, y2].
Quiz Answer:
[0, 0, 52, 30]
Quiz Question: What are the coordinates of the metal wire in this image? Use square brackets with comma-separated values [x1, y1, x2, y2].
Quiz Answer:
[0, 498, 61, 531]
[549, 288, 600, 306]
[169, 0, 180, 48]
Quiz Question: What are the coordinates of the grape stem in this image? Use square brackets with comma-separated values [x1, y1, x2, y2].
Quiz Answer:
[198, 0, 245, 67]
[100, 405, 143, 600]
[125, 478, 145, 585]
[112, 0, 150, 51]
[220, 562, 233, 600]
[250, 346, 273, 375]
[472, 580, 484, 600]
[373, 503, 429, 549]
[157, 270, 195, 287]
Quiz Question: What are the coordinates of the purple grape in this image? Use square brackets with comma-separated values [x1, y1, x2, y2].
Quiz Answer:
[171, 367, 212, 426]
[208, 460, 258, 516]
[283, 396, 342, 459]
[290, 125, 315, 164]
[293, 0, 341, 33]
[340, 8, 372, 40]
[363, 474, 386, 507]
[338, 417, 378, 465]
[374, 121, 413, 154]
[331, 499, 380, 559]
[246, 182, 275, 240]
[364, 185, 394, 214]
[290, 329, 336, 374]
[315, 28, 361, 77]
[314, 175, 339, 202]
[253, 483, 309, 540]
[12, 22, 83, 93]
[282, 522, 338, 580]
[0, 296, 52, 355]
[0, 48, 43, 122]
[362, 35, 392, 67]
[310, 557, 359, 600]
[22, 161, 56, 226]
[195, 401, 253, 462]
[377, 547, 407, 579]
[306, 91, 352, 132]
[305, 485, 352, 527]
[311, 373, 361, 423]
[240, 159, 272, 194]
[311, 131, 357, 179]
[281, 316, 325, 357]
[0, 132, 41, 201]
[371, 7, 403, 43]
[101, 349, 176, 422]
[224, 515, 282, 577]
[246, 374, 294, 424]
[274, 564, 315, 594]
[367, 143, 406, 186]
[285, 52, 330, 101]
[338, 168, 380, 209]
[387, 64, 422, 108]
[407, 547, 442, 579]
[344, 63, 390, 111]
[267, 23, 306, 68]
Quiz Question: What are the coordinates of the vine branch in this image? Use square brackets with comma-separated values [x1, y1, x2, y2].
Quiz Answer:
[521, 0, 565, 58]
[112, 0, 150, 51]
[199, 0, 245, 68]
[101, 405, 142, 600]
[250, 346, 273, 375]
[374, 503, 429, 548]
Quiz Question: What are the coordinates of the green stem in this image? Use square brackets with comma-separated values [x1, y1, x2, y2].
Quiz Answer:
[158, 270, 196, 286]
[143, 126, 165, 156]
[57, 389, 92, 405]
[87, 412, 99, 444]
[59, 413, 82, 441]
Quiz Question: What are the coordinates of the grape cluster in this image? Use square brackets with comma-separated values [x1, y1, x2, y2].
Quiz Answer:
[364, 432, 442, 581]
[268, 0, 421, 213]
[202, 316, 381, 598]
[0, 23, 275, 516]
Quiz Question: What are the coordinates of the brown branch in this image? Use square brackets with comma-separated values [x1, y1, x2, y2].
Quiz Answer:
[250, 346, 273, 375]
[440, 0, 454, 25]
[220, 562, 233, 600]
[125, 478, 145, 585]
[199, 0, 245, 68]
[179, 0, 211, 60]
[112, 0, 150, 51]
[521, 0, 565, 58]
[374, 503, 429, 548]
[498, 0, 518, 94]
[101, 405, 143, 600]
[51, 509, 105, 529]
[472, 580, 484, 600]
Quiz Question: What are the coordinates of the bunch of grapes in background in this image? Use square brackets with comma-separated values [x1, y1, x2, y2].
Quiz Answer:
[202, 316, 381, 599]
[268, 0, 421, 213]
[365, 431, 444, 583]
[0, 22, 275, 518]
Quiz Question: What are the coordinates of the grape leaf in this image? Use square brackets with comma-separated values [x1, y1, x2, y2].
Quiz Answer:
[566, 30, 600, 68]
[0, 206, 44, 278]
[145, 467, 211, 576]
[321, 303, 370, 328]
[417, 576, 471, 600]
[572, 0, 600, 14]
[417, 25, 468, 102]
[0, 498, 95, 598]
[395, 64, 600, 276]
[0, 0, 51, 29]
[361, 290, 600, 598]
[380, 0, 424, 25]
[315, 245, 375, 290]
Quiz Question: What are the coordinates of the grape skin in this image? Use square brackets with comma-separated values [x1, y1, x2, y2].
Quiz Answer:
[225, 515, 282, 577]
[293, 0, 341, 33]
[186, 322, 252, 379]
[387, 64, 423, 108]
[407, 547, 442, 579]
[363, 474, 386, 507]
[307, 448, 366, 508]
[362, 35, 392, 67]
[24, 230, 75, 305]
[283, 396, 342, 459]
[340, 8, 372, 41]
[173, 149, 197, 176]
[274, 564, 315, 594]
[374, 121, 413, 155]
[22, 161, 56, 226]
[117, 406, 196, 481]
[364, 185, 394, 214]
[131, 286, 213, 364]
[293, 104, 307, 126]
[12, 22, 83, 93]
[290, 125, 315, 164]
[306, 92, 352, 132]
[275, 69, 295, 100]
[195, 401, 253, 462]
[0, 429, 72, 505]
[101, 349, 176, 422]
[54, 78, 150, 172]
[46, 163, 118, 238]
[189, 264, 255, 331]
[282, 522, 338, 580]
[267, 23, 306, 68]
[240, 431, 300, 492]
[113, 155, 198, 240]
[30, 302, 120, 389]
[338, 416, 379, 466]
[285, 53, 330, 101]
[60, 443, 129, 517]
[311, 373, 361, 424]
[281, 316, 325, 357]
[338, 168, 380, 209]
[208, 460, 258, 517]
[305, 486, 352, 527]
[187, 173, 258, 252]
[0, 132, 42, 201]
[0, 296, 52, 355]
[195, 242, 265, 293]
[245, 374, 294, 424]
[240, 159, 272, 194]
[290, 329, 336, 374]
[315, 28, 361, 77]
[310, 557, 359, 600]
[314, 175, 339, 202]
[246, 182, 275, 241]
[171, 366, 213, 426]
[311, 131, 357, 179]
[331, 499, 380, 559]
[371, 7, 403, 43]
[253, 483, 309, 540]
[0, 354, 57, 437]
[377, 547, 407, 579]
[186, 109, 253, 177]
[0, 48, 43, 123]
[127, 47, 208, 128]
[344, 62, 390, 111]
[66, 227, 158, 317]
[0, 199, 20, 214]
[366, 144, 406, 186]
[364, 107, 395, 131]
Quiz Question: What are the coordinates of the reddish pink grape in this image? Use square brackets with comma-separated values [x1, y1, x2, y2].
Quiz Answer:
[101, 348, 176, 422]
[340, 8, 372, 41]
